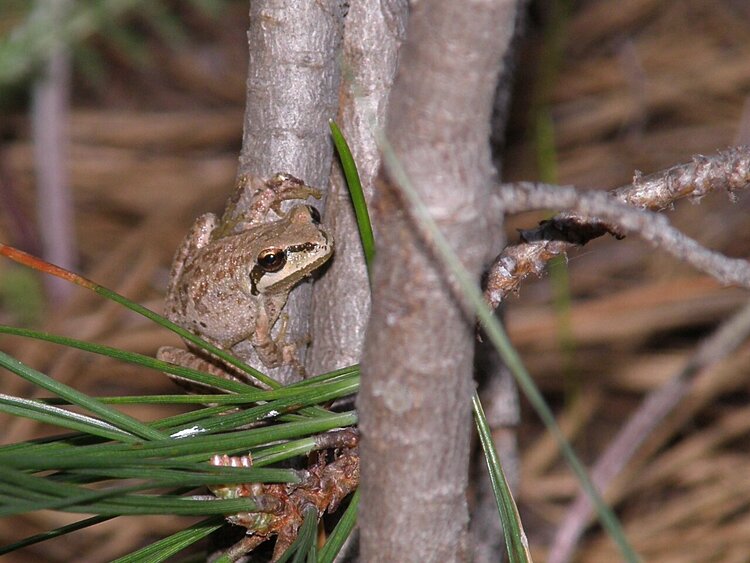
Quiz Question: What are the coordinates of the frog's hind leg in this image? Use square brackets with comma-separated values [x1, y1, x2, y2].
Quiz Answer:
[156, 346, 267, 393]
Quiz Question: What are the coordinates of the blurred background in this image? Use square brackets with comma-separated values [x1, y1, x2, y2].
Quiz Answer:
[1, 0, 750, 560]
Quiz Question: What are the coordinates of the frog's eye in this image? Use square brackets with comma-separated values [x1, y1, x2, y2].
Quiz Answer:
[307, 205, 321, 224]
[257, 248, 287, 272]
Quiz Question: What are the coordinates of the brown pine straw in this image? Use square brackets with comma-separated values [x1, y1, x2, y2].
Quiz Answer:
[3, 2, 750, 560]
[547, 298, 750, 563]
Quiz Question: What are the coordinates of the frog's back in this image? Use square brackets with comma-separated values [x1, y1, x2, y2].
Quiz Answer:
[165, 237, 257, 348]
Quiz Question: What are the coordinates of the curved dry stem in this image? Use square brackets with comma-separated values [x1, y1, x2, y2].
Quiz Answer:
[485, 146, 750, 309]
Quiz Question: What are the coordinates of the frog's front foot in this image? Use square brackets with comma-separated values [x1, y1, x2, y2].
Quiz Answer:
[277, 314, 306, 376]
[250, 310, 305, 376]
[239, 173, 322, 228]
[267, 173, 322, 209]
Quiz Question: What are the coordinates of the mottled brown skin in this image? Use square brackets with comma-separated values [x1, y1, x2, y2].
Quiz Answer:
[157, 174, 333, 381]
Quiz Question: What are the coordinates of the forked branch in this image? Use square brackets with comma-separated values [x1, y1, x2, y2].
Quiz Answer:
[485, 146, 750, 309]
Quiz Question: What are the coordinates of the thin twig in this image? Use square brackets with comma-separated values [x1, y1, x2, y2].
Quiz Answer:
[485, 146, 750, 308]
[31, 0, 77, 303]
[547, 299, 750, 563]
[486, 182, 750, 309]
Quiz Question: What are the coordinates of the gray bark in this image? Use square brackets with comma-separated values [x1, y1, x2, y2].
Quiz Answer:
[358, 1, 519, 560]
[309, 0, 408, 374]
[234, 0, 345, 383]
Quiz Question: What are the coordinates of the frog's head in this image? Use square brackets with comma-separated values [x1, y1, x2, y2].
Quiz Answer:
[247, 205, 333, 296]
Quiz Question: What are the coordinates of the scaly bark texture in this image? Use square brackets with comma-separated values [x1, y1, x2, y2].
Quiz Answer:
[234, 1, 345, 383]
[309, 0, 408, 373]
[358, 1, 519, 560]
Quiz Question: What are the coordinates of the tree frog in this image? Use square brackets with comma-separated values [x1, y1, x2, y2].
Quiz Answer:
[157, 173, 333, 385]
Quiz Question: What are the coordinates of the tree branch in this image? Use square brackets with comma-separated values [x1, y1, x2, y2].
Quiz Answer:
[232, 1, 345, 383]
[485, 146, 750, 309]
[308, 0, 407, 374]
[358, 1, 520, 560]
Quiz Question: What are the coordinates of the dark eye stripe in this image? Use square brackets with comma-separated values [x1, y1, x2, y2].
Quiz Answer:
[286, 242, 318, 254]
[249, 264, 264, 295]
[307, 205, 321, 224]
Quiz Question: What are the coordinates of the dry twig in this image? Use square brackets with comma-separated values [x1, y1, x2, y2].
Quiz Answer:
[485, 146, 750, 309]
